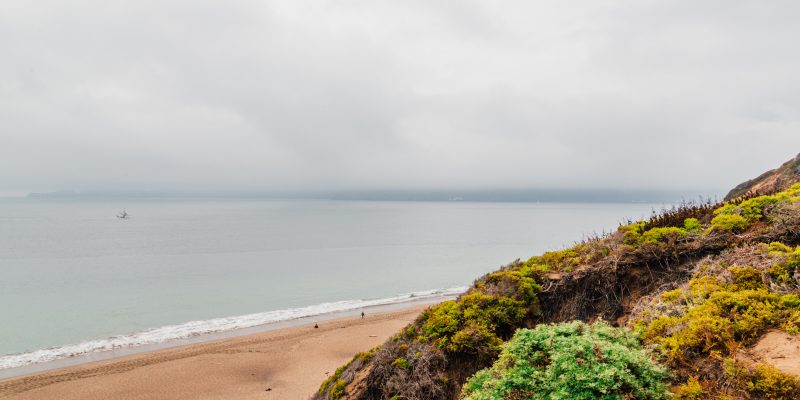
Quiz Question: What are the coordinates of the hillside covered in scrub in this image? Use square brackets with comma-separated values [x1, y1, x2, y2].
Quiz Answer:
[725, 153, 800, 201]
[314, 154, 800, 400]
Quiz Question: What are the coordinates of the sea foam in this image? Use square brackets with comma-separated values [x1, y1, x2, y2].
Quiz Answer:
[0, 286, 465, 370]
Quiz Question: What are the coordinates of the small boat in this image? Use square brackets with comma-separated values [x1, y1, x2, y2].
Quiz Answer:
[117, 210, 130, 219]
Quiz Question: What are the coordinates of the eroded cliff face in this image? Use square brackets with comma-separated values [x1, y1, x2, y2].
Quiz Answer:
[725, 152, 800, 200]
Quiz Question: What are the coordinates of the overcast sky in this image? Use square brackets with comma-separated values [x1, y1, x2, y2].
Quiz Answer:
[1, 1, 799, 196]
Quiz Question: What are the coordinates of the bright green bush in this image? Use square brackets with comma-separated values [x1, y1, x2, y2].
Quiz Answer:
[786, 182, 800, 196]
[461, 321, 670, 400]
[641, 227, 687, 244]
[710, 214, 749, 232]
[420, 265, 542, 358]
[421, 294, 515, 355]
[739, 196, 779, 221]
[660, 289, 683, 303]
[671, 376, 704, 399]
[619, 222, 689, 245]
[711, 188, 800, 231]
[728, 266, 763, 289]
[713, 203, 739, 216]
[707, 185, 800, 236]
[683, 218, 702, 233]
[620, 222, 647, 244]
[709, 192, 788, 232]
[525, 244, 587, 271]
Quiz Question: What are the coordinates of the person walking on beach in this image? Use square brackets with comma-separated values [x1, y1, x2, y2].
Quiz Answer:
[361, 311, 365, 319]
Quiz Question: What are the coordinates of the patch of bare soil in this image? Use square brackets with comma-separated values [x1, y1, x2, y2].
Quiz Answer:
[741, 330, 800, 378]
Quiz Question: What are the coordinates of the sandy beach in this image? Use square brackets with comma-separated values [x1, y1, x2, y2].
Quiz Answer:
[0, 305, 427, 400]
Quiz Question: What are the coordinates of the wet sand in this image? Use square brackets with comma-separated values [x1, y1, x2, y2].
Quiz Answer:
[0, 305, 427, 400]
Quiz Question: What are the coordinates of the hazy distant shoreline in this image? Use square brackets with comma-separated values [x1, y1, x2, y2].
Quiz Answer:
[23, 188, 720, 204]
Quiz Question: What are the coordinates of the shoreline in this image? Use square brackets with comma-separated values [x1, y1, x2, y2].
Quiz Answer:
[0, 293, 454, 381]
[0, 303, 433, 399]
[0, 289, 461, 379]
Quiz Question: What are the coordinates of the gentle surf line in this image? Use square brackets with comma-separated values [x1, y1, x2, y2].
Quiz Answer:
[0, 286, 466, 371]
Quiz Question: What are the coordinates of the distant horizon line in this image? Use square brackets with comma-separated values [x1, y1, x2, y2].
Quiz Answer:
[17, 188, 726, 204]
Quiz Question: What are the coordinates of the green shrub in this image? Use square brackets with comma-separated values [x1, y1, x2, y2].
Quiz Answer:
[746, 363, 800, 399]
[768, 241, 794, 254]
[660, 289, 683, 303]
[461, 321, 670, 400]
[421, 294, 516, 355]
[683, 218, 702, 233]
[357, 346, 379, 363]
[391, 357, 410, 369]
[525, 244, 586, 271]
[786, 182, 800, 196]
[419, 265, 542, 359]
[330, 379, 346, 399]
[712, 191, 792, 229]
[728, 266, 764, 290]
[710, 194, 782, 233]
[641, 227, 687, 244]
[619, 222, 689, 245]
[710, 214, 749, 232]
[404, 325, 416, 339]
[739, 196, 779, 221]
[672, 376, 704, 399]
[713, 204, 739, 216]
[766, 243, 800, 285]
[620, 222, 647, 244]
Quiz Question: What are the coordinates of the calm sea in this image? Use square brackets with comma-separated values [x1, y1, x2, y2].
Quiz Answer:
[0, 198, 665, 370]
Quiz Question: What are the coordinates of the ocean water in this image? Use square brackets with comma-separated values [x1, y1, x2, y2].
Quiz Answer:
[0, 198, 666, 370]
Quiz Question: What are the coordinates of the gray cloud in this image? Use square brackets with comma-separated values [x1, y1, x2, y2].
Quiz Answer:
[1, 0, 799, 196]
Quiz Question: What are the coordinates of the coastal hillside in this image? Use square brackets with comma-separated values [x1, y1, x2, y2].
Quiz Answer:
[314, 154, 800, 400]
[725, 153, 800, 200]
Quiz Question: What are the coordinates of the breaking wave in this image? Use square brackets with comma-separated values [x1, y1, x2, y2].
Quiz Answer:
[0, 286, 465, 370]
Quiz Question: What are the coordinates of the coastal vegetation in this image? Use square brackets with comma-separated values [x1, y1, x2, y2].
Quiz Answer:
[461, 321, 669, 400]
[314, 154, 800, 400]
[632, 246, 800, 398]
